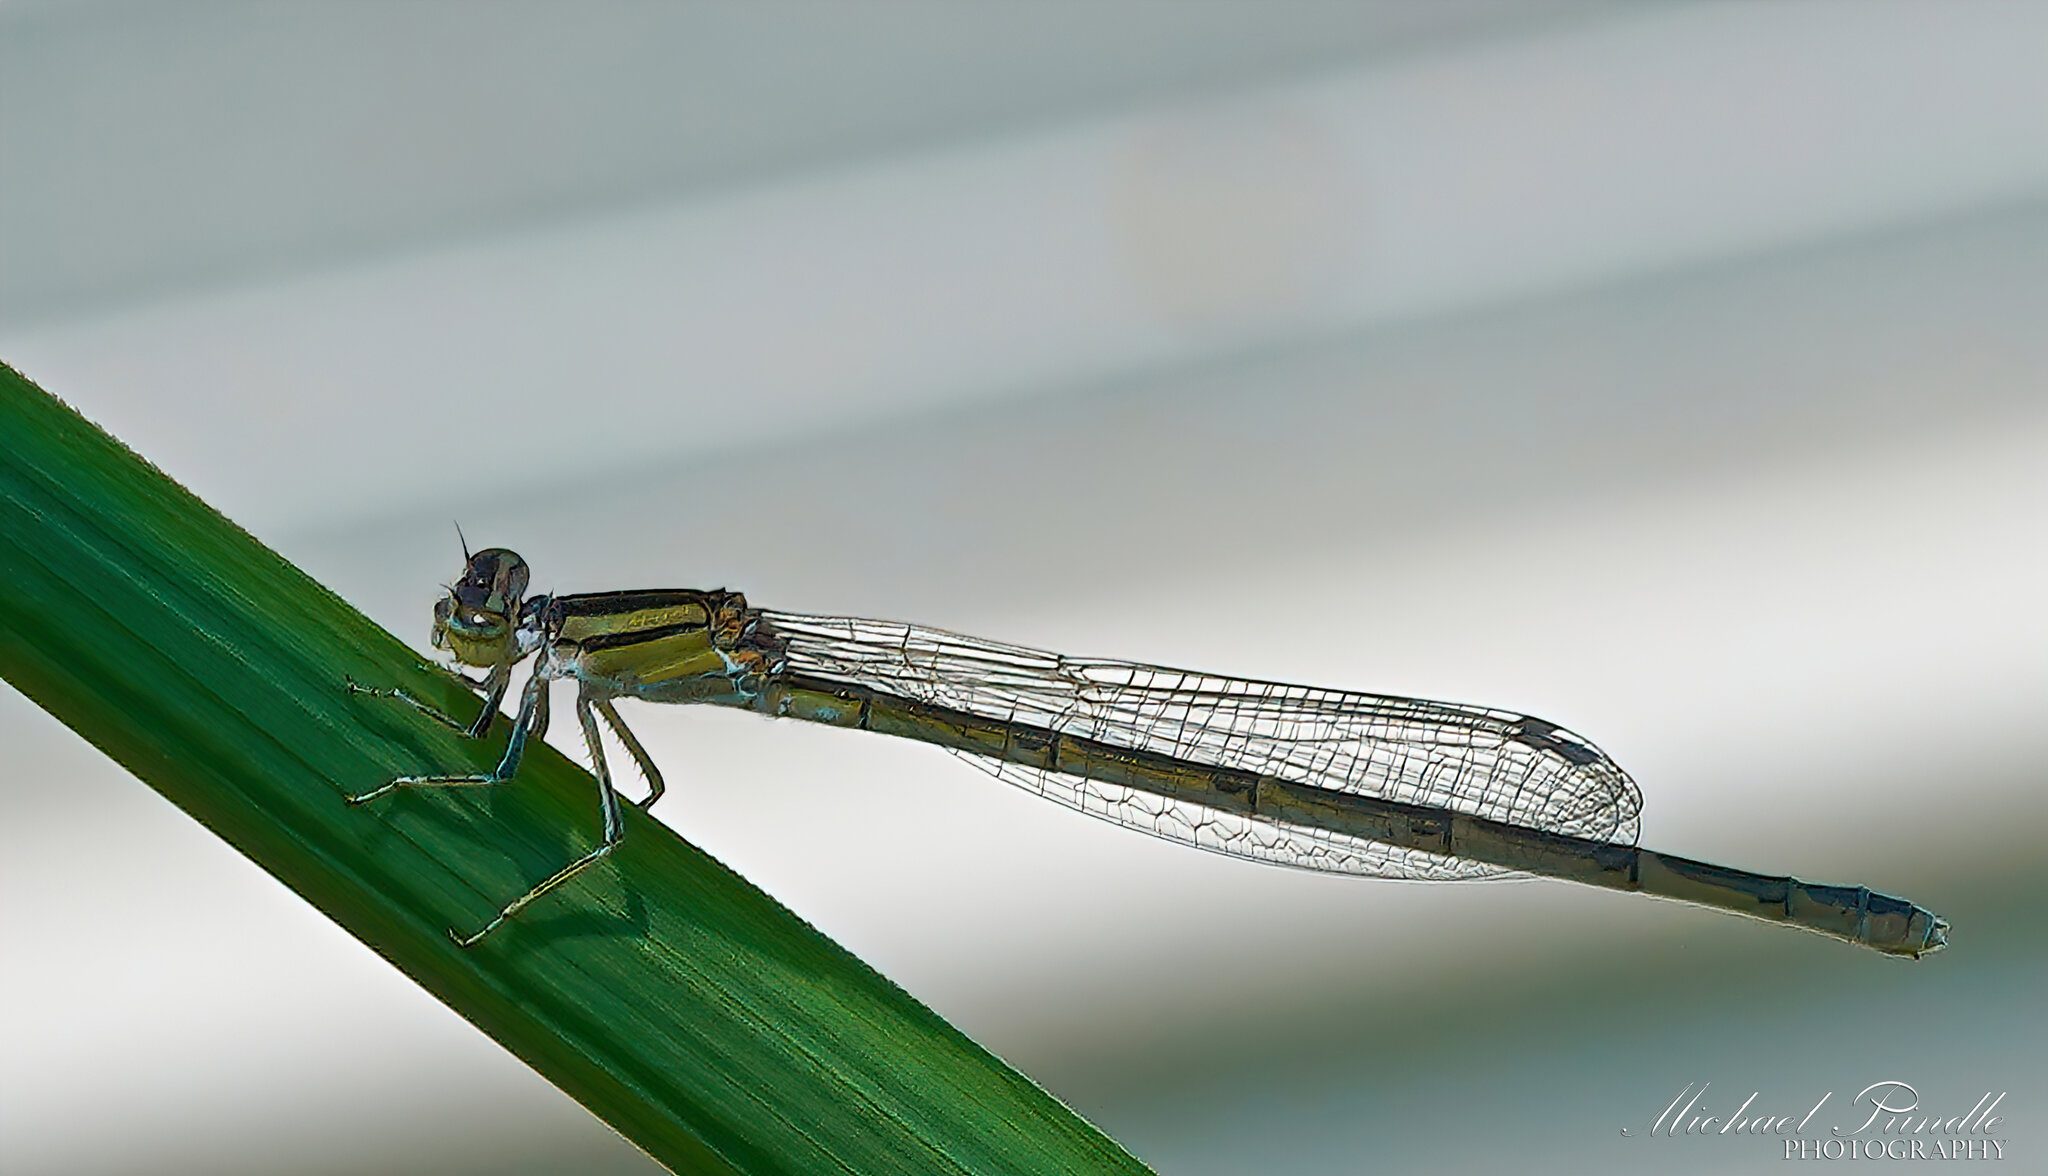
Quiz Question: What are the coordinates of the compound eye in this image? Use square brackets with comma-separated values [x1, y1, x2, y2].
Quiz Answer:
[460, 548, 530, 610]
[499, 558, 530, 603]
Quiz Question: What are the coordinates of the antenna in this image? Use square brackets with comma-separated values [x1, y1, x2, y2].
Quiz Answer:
[454, 520, 471, 562]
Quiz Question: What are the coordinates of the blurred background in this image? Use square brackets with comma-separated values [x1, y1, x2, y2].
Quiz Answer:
[4, 2, 2046, 1172]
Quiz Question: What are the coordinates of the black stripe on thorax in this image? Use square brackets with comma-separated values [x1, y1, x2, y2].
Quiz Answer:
[574, 620, 711, 652]
[552, 589, 721, 616]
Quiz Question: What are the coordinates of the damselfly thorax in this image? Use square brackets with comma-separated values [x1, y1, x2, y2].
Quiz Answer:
[347, 546, 1948, 958]
[544, 588, 774, 705]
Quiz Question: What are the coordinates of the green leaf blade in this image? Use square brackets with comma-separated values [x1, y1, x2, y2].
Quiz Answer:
[0, 362, 1150, 1176]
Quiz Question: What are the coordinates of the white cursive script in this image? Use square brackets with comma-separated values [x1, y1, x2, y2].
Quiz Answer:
[1626, 1081, 2008, 1147]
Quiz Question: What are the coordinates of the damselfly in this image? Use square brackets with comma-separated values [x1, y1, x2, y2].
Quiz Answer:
[347, 546, 1948, 957]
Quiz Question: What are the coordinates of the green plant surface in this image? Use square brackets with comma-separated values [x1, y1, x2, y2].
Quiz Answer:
[0, 362, 1150, 1176]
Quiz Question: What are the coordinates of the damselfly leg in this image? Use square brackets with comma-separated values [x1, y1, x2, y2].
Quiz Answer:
[594, 696, 666, 810]
[344, 662, 510, 740]
[344, 667, 548, 807]
[347, 667, 651, 946]
[450, 692, 628, 947]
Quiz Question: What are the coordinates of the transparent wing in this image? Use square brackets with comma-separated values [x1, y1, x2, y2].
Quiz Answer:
[757, 611, 1643, 881]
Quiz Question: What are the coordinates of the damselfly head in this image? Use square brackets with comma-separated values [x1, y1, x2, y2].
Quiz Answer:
[431, 547, 532, 667]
